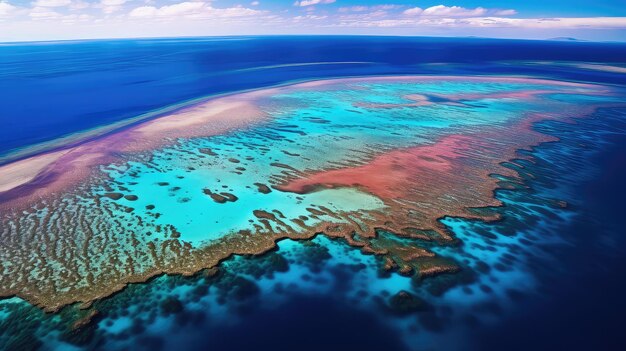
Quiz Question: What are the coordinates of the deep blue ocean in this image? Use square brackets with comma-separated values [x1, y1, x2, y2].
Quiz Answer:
[0, 36, 625, 350]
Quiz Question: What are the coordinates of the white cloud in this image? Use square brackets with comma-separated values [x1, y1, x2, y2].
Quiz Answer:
[339, 6, 368, 13]
[29, 6, 63, 19]
[337, 14, 626, 30]
[374, 4, 404, 11]
[339, 5, 402, 13]
[211, 6, 262, 18]
[101, 0, 127, 6]
[494, 9, 517, 16]
[293, 14, 327, 21]
[458, 16, 626, 29]
[402, 7, 422, 16]
[130, 2, 203, 17]
[0, 1, 18, 17]
[69, 0, 90, 10]
[250, 1, 259, 6]
[99, 0, 128, 14]
[32, 0, 71, 7]
[403, 5, 516, 18]
[60, 12, 92, 23]
[26, 3, 95, 23]
[294, 0, 335, 7]
[128, 5, 156, 17]
[129, 2, 262, 19]
[422, 5, 486, 17]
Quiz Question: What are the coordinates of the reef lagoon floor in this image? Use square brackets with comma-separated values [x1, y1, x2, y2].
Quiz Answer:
[1, 37, 626, 351]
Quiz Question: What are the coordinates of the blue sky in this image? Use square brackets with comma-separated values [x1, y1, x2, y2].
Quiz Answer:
[1, 0, 625, 41]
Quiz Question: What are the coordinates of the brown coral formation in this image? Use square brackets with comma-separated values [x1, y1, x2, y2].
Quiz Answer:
[203, 189, 239, 203]
[0, 76, 617, 313]
[253, 183, 272, 194]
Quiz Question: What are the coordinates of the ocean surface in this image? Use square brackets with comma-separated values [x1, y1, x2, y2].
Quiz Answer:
[0, 36, 625, 351]
[2, 36, 626, 162]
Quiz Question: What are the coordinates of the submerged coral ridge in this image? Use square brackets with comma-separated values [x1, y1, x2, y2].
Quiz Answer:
[0, 76, 621, 311]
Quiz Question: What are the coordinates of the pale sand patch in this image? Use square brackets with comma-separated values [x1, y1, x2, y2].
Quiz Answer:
[118, 97, 266, 154]
[404, 94, 430, 101]
[0, 150, 67, 192]
[0, 94, 267, 205]
[132, 98, 261, 140]
[575, 64, 626, 74]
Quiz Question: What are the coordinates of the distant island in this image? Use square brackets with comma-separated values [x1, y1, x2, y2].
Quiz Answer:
[548, 37, 585, 41]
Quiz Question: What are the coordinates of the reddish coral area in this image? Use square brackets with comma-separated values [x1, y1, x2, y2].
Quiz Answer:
[278, 134, 475, 199]
[276, 114, 560, 236]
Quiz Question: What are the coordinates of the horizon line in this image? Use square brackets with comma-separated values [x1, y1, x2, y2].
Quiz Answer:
[2, 33, 626, 46]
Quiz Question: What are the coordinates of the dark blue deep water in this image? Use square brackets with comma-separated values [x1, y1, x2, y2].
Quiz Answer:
[0, 36, 625, 350]
[475, 125, 626, 351]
